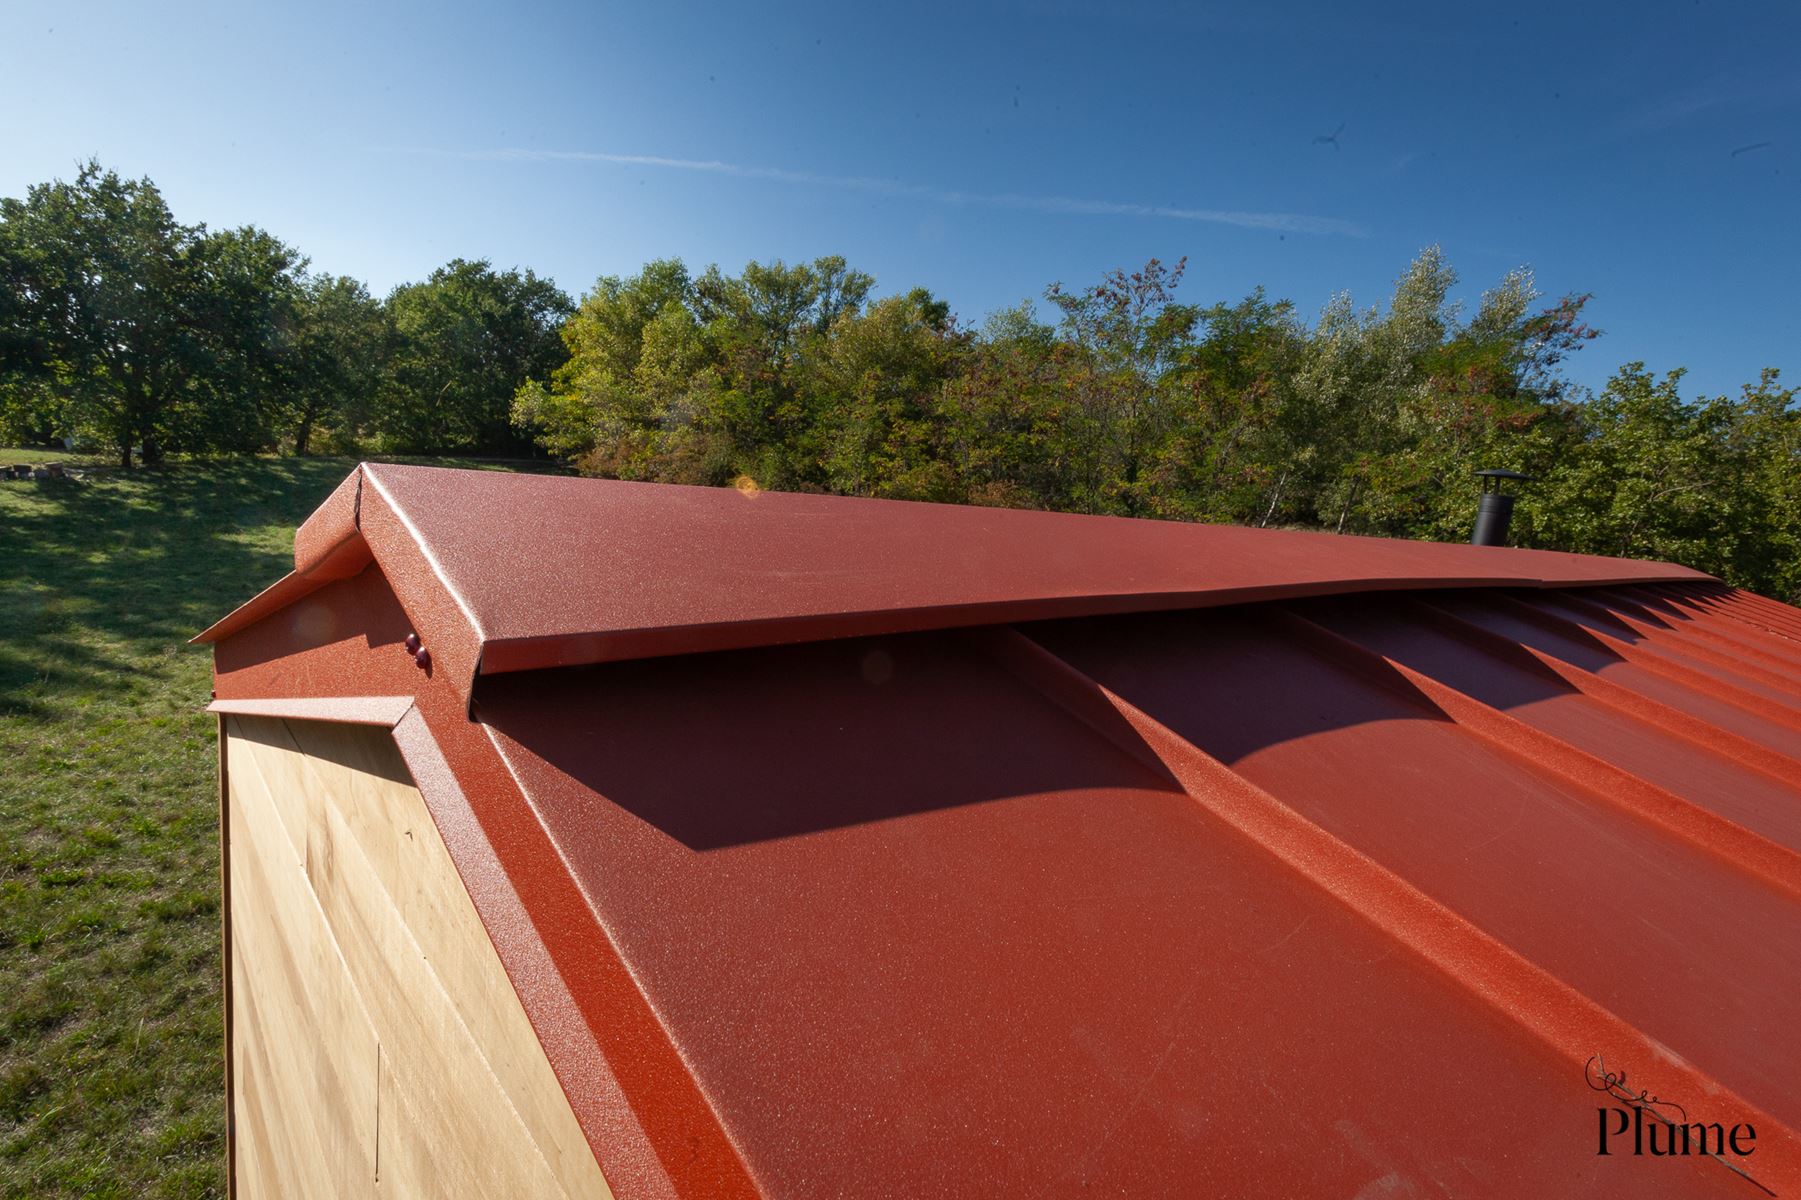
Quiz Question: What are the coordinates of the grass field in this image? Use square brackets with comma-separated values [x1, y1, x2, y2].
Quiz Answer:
[0, 456, 537, 1198]
[0, 448, 113, 470]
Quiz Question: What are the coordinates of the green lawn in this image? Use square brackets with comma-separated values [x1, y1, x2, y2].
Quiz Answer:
[0, 455, 543, 1197]
[0, 448, 113, 469]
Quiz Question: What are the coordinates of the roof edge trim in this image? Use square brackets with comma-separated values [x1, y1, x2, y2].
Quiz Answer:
[358, 463, 490, 707]
[196, 463, 1719, 669]
[192, 464, 376, 645]
[207, 695, 417, 727]
[360, 463, 487, 645]
[292, 466, 368, 579]
[472, 571, 1716, 676]
[192, 569, 329, 645]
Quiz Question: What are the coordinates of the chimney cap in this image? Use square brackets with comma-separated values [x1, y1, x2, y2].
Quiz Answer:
[1475, 468, 1531, 495]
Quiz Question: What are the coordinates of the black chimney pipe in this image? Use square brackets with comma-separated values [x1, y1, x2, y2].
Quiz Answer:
[1472, 469, 1529, 546]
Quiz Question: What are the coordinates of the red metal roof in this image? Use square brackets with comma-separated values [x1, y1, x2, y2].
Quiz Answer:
[204, 464, 1801, 1198]
[197, 463, 1708, 703]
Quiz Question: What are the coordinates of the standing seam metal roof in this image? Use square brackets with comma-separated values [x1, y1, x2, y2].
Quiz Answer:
[203, 464, 1801, 1198]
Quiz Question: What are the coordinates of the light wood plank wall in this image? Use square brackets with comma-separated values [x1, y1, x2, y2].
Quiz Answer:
[224, 715, 615, 1200]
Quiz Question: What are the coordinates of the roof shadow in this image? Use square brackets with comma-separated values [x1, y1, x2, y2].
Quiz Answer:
[227, 710, 414, 787]
[1282, 592, 1603, 716]
[1014, 604, 1469, 769]
[477, 584, 1742, 851]
[477, 630, 1186, 851]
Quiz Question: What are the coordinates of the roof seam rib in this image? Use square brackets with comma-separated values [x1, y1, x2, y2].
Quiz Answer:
[1564, 589, 1801, 691]
[1247, 604, 1455, 718]
[1649, 580, 1801, 648]
[1485, 591, 1801, 733]
[974, 625, 1795, 1197]
[1574, 586, 1801, 696]
[1271, 608, 1801, 905]
[1409, 597, 1801, 787]
[961, 626, 1182, 786]
[1662, 585, 1801, 642]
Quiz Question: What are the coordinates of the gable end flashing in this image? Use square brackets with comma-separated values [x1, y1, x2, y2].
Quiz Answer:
[195, 464, 1720, 706]
[191, 464, 375, 646]
[291, 464, 369, 579]
[194, 463, 490, 710]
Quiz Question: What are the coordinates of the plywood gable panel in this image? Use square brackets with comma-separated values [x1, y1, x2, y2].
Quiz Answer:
[281, 718, 614, 1199]
[223, 715, 612, 1199]
[225, 747, 379, 1197]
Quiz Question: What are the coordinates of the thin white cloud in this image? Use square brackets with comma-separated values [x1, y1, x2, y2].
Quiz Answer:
[432, 147, 1367, 238]
[1627, 76, 1801, 132]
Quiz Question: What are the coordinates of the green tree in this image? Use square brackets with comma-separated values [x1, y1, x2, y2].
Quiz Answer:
[0, 210, 61, 445]
[0, 206, 40, 381]
[810, 287, 965, 499]
[0, 163, 196, 466]
[1534, 364, 1795, 593]
[173, 224, 307, 455]
[381, 259, 572, 454]
[1149, 288, 1305, 524]
[693, 255, 875, 487]
[286, 274, 390, 455]
[1042, 257, 1200, 515]
[1251, 249, 1600, 540]
[936, 318, 1075, 510]
[1381, 277, 1597, 543]
[0, 163, 308, 463]
[1730, 369, 1801, 601]
[521, 256, 880, 488]
[1272, 247, 1461, 533]
[513, 258, 704, 467]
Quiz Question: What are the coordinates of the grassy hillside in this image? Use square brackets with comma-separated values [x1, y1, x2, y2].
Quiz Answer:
[0, 457, 536, 1197]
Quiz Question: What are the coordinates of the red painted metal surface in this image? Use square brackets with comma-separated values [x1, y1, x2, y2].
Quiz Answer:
[198, 463, 1711, 706]
[203, 465, 1801, 1198]
[289, 465, 369, 580]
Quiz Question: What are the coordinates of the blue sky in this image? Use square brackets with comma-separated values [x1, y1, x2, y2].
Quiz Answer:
[3, 0, 1795, 397]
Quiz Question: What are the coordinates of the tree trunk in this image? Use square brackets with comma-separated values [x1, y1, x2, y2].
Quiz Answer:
[122, 363, 149, 469]
[137, 384, 162, 466]
[113, 370, 137, 469]
[1259, 470, 1289, 527]
[1336, 481, 1359, 534]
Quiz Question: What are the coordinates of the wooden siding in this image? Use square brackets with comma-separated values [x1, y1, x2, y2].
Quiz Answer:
[223, 715, 613, 1199]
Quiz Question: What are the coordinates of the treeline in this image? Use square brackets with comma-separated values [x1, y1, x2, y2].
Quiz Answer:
[2, 163, 1797, 601]
[515, 253, 1799, 601]
[0, 162, 570, 465]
